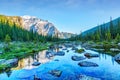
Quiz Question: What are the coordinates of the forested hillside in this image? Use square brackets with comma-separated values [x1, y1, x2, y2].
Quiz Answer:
[0, 15, 59, 42]
[71, 17, 120, 42]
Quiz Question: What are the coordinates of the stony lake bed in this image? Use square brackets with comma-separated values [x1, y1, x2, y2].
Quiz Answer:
[0, 43, 120, 80]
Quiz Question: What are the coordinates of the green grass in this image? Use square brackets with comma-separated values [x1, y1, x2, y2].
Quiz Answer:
[0, 42, 49, 59]
[0, 42, 50, 72]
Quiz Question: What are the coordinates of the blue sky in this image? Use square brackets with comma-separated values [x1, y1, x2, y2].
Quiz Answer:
[0, 0, 120, 33]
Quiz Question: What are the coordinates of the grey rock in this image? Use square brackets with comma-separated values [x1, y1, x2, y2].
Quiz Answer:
[21, 15, 75, 39]
[63, 74, 100, 80]
[55, 51, 65, 56]
[110, 48, 120, 52]
[118, 43, 120, 46]
[77, 74, 101, 80]
[78, 61, 98, 67]
[46, 50, 56, 58]
[32, 62, 41, 66]
[67, 50, 69, 52]
[71, 55, 86, 61]
[49, 70, 62, 77]
[84, 53, 99, 57]
[114, 53, 120, 61]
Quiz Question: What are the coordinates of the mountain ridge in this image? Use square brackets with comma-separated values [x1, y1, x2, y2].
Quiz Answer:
[0, 14, 75, 39]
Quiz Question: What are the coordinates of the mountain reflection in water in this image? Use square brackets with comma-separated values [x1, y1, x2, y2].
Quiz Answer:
[12, 50, 53, 70]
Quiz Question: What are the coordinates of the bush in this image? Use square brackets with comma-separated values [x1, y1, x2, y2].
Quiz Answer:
[76, 49, 85, 53]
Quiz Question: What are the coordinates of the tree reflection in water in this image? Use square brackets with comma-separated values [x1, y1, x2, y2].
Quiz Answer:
[12, 50, 53, 70]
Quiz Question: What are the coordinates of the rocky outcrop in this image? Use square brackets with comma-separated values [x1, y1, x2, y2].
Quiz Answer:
[84, 53, 99, 58]
[0, 15, 75, 39]
[49, 70, 62, 77]
[32, 62, 41, 66]
[114, 53, 120, 61]
[55, 51, 65, 56]
[46, 50, 55, 58]
[78, 61, 98, 67]
[110, 48, 120, 52]
[21, 15, 75, 38]
[71, 55, 86, 61]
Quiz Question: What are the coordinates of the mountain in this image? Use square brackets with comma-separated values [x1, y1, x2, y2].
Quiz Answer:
[0, 15, 74, 39]
[82, 17, 120, 36]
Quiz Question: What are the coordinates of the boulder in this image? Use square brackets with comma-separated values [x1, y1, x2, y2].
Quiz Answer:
[55, 51, 65, 56]
[118, 43, 120, 46]
[46, 50, 55, 58]
[67, 50, 69, 52]
[32, 62, 41, 66]
[49, 70, 62, 77]
[54, 59, 59, 61]
[77, 74, 101, 80]
[110, 48, 120, 52]
[84, 53, 99, 58]
[92, 48, 104, 52]
[114, 53, 120, 61]
[63, 74, 100, 80]
[71, 55, 86, 61]
[3, 59, 18, 66]
[78, 61, 98, 67]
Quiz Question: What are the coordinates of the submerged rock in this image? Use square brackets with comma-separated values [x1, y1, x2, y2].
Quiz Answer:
[114, 53, 120, 61]
[46, 50, 55, 58]
[78, 61, 98, 67]
[77, 74, 101, 80]
[71, 55, 86, 61]
[54, 59, 59, 61]
[63, 74, 100, 80]
[67, 50, 69, 52]
[49, 70, 62, 77]
[55, 51, 65, 56]
[84, 53, 99, 58]
[32, 62, 41, 66]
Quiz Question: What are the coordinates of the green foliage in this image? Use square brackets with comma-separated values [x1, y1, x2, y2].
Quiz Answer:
[5, 34, 11, 43]
[76, 49, 84, 53]
[0, 42, 48, 59]
[105, 29, 111, 41]
[70, 17, 120, 42]
[115, 33, 120, 43]
[0, 15, 60, 42]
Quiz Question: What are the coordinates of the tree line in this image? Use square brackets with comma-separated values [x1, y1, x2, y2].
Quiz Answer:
[69, 17, 120, 42]
[0, 15, 59, 42]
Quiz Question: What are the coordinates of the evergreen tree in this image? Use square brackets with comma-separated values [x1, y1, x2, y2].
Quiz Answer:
[5, 34, 11, 44]
[105, 29, 111, 41]
[115, 33, 120, 43]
